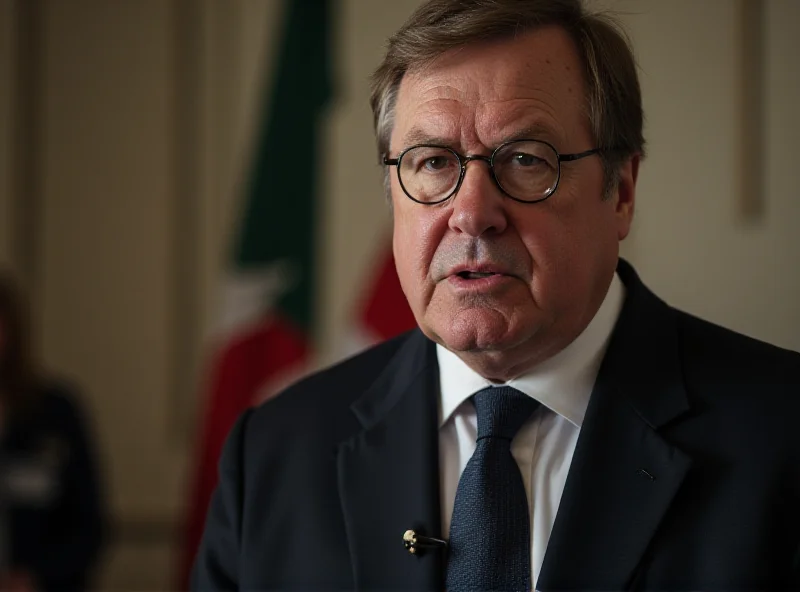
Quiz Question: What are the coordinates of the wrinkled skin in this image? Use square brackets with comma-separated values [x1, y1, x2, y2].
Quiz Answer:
[389, 26, 639, 382]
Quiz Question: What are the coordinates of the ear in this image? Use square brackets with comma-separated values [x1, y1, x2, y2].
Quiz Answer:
[614, 153, 640, 241]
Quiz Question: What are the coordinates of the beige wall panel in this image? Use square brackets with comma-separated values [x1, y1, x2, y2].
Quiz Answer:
[614, 0, 799, 352]
[37, 0, 182, 519]
[97, 537, 174, 590]
[761, 0, 800, 348]
[0, 0, 15, 272]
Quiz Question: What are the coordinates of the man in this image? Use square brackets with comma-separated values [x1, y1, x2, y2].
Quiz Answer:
[192, 0, 800, 589]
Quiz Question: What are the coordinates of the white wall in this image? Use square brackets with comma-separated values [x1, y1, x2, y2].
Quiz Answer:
[618, 0, 800, 352]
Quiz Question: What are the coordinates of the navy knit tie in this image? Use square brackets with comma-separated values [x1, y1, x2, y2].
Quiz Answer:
[446, 386, 540, 592]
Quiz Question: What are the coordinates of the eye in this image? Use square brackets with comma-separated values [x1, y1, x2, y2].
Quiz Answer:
[423, 156, 451, 171]
[401, 147, 459, 178]
[511, 152, 545, 167]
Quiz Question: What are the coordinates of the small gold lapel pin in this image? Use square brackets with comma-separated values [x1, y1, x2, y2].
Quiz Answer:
[402, 529, 448, 555]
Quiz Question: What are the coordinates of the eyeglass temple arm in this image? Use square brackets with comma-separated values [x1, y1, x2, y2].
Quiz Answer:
[558, 147, 603, 162]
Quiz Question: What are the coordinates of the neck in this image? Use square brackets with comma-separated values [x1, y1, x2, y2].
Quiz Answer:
[453, 336, 574, 383]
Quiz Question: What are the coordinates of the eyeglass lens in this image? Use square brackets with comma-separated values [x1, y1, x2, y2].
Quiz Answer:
[397, 140, 559, 203]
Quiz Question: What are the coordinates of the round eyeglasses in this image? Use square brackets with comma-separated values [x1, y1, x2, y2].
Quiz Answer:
[383, 139, 602, 205]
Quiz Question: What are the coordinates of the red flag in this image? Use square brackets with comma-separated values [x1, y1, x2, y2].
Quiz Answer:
[359, 247, 417, 342]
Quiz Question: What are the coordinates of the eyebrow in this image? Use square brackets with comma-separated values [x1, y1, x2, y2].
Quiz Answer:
[397, 122, 560, 153]
[399, 127, 453, 149]
[502, 123, 559, 143]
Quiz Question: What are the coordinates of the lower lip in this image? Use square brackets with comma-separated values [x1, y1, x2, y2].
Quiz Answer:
[447, 274, 514, 291]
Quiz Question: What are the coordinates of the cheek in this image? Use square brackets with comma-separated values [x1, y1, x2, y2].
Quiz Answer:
[391, 197, 448, 303]
[392, 226, 416, 299]
[512, 192, 610, 299]
[511, 200, 574, 269]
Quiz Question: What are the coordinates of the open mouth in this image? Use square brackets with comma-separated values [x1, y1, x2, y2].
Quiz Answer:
[456, 271, 500, 280]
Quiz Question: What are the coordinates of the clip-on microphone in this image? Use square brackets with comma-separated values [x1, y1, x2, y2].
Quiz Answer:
[403, 529, 448, 556]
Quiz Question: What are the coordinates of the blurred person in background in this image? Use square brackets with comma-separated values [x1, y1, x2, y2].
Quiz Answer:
[0, 274, 105, 592]
[193, 0, 800, 590]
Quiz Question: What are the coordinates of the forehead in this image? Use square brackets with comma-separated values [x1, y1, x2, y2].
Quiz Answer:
[391, 26, 588, 151]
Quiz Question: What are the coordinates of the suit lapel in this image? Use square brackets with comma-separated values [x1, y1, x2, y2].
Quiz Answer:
[337, 330, 444, 591]
[538, 260, 694, 590]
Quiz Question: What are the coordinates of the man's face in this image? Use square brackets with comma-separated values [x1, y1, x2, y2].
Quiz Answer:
[389, 26, 637, 380]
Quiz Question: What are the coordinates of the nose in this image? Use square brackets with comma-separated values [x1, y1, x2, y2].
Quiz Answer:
[448, 159, 508, 237]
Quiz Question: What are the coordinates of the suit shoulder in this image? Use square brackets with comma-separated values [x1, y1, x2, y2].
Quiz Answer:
[245, 330, 417, 443]
[671, 309, 800, 493]
[674, 308, 800, 393]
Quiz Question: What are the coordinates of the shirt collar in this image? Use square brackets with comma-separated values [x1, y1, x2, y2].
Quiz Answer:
[437, 272, 625, 429]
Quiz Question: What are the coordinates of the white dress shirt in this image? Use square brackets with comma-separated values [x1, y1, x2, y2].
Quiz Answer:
[437, 272, 625, 586]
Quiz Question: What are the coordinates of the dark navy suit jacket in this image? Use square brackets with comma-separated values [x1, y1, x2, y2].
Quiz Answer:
[193, 260, 800, 590]
[2, 384, 105, 591]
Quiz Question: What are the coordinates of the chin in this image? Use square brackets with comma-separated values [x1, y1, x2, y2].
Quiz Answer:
[426, 308, 529, 354]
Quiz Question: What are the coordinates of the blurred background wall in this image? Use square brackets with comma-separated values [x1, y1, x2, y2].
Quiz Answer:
[0, 0, 797, 588]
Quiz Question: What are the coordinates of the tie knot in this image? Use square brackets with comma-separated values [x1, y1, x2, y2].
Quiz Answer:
[472, 386, 539, 441]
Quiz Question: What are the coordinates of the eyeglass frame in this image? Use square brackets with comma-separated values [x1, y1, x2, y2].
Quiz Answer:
[382, 138, 606, 205]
